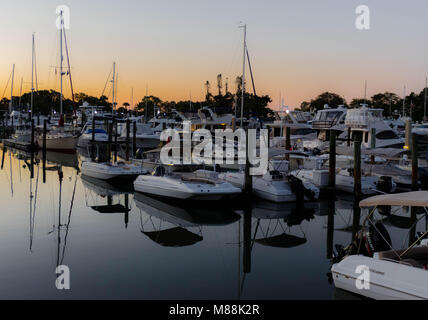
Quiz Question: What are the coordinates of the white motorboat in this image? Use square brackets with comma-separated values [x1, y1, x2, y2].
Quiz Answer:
[118, 122, 160, 149]
[291, 167, 396, 195]
[331, 192, 428, 300]
[217, 170, 320, 203]
[81, 161, 147, 181]
[133, 166, 241, 200]
[77, 126, 109, 148]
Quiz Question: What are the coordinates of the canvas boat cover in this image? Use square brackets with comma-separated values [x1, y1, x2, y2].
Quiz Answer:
[360, 191, 428, 208]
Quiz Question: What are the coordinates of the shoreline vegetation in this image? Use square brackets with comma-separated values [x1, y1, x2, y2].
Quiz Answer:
[1, 83, 428, 121]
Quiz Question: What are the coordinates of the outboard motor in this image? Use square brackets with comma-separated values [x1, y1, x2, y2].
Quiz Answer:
[288, 175, 316, 201]
[364, 222, 392, 256]
[377, 176, 394, 193]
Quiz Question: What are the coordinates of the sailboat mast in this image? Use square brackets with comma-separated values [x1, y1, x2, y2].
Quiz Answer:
[112, 62, 116, 115]
[18, 77, 23, 107]
[9, 64, 15, 114]
[60, 11, 64, 115]
[240, 24, 246, 129]
[31, 34, 35, 119]
[402, 85, 406, 118]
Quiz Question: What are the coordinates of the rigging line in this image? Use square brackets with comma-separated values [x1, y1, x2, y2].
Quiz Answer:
[246, 47, 256, 96]
[250, 219, 260, 251]
[60, 172, 78, 265]
[1, 70, 12, 101]
[101, 67, 113, 98]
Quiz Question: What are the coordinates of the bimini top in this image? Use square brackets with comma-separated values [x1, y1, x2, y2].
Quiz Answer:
[360, 191, 428, 208]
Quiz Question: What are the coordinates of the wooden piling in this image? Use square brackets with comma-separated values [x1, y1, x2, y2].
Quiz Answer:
[347, 127, 351, 147]
[126, 120, 130, 161]
[412, 133, 419, 191]
[353, 131, 362, 199]
[329, 129, 336, 189]
[91, 115, 96, 161]
[132, 121, 137, 158]
[107, 121, 112, 163]
[43, 120, 47, 183]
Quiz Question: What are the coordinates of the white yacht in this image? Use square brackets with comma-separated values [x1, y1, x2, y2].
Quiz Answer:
[331, 192, 428, 300]
[312, 105, 347, 140]
[339, 106, 404, 149]
[133, 166, 241, 200]
[81, 161, 147, 181]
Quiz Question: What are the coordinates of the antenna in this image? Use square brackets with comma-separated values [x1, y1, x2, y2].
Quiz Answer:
[424, 77, 427, 121]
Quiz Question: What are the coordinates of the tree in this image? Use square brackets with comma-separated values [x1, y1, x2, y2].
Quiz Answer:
[349, 98, 371, 109]
[300, 92, 347, 112]
[137, 96, 162, 119]
[371, 92, 400, 117]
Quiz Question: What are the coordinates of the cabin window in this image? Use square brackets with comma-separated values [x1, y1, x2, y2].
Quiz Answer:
[376, 130, 399, 140]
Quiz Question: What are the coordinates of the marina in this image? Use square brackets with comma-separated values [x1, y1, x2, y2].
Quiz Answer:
[2, 0, 428, 303]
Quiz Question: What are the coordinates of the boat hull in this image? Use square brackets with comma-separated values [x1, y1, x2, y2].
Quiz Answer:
[38, 136, 77, 153]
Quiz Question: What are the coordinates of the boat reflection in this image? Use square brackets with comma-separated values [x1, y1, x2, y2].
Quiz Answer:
[134, 192, 241, 247]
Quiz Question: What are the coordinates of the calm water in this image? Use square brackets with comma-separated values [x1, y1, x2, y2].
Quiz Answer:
[0, 146, 426, 300]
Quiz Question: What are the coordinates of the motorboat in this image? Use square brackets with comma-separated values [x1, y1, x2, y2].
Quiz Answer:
[311, 105, 347, 141]
[77, 126, 109, 148]
[81, 161, 147, 181]
[291, 165, 396, 195]
[331, 192, 428, 300]
[133, 165, 241, 200]
[216, 170, 320, 203]
[117, 122, 160, 149]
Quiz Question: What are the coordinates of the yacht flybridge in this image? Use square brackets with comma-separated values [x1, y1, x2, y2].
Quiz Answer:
[331, 192, 428, 300]
[340, 106, 404, 149]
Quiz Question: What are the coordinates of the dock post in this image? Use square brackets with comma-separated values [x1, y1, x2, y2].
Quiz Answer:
[370, 128, 376, 163]
[327, 200, 335, 259]
[244, 130, 253, 195]
[353, 131, 362, 199]
[347, 127, 351, 147]
[329, 129, 336, 189]
[285, 126, 291, 160]
[91, 115, 96, 161]
[126, 119, 130, 161]
[107, 121, 112, 163]
[132, 121, 137, 158]
[43, 120, 47, 183]
[114, 121, 118, 163]
[232, 116, 236, 132]
[412, 133, 419, 191]
[405, 119, 412, 150]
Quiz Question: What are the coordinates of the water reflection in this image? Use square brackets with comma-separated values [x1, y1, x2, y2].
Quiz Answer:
[0, 146, 426, 299]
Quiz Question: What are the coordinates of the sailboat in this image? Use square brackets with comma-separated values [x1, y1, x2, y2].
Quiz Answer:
[37, 10, 78, 153]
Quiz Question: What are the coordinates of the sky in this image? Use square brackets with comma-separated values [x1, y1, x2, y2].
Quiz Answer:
[1, 0, 428, 109]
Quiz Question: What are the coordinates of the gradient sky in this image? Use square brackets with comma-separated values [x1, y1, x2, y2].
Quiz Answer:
[1, 0, 428, 109]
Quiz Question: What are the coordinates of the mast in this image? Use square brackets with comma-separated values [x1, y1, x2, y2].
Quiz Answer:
[240, 24, 246, 128]
[31, 33, 35, 120]
[60, 11, 64, 116]
[112, 62, 116, 115]
[18, 77, 23, 107]
[9, 64, 15, 114]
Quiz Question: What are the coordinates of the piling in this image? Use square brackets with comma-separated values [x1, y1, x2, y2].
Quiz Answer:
[132, 121, 137, 158]
[353, 131, 362, 199]
[91, 116, 96, 161]
[412, 133, 419, 191]
[114, 121, 118, 163]
[347, 127, 351, 147]
[370, 128, 376, 163]
[285, 126, 291, 161]
[43, 120, 47, 183]
[329, 129, 336, 189]
[405, 119, 412, 150]
[125, 120, 130, 161]
[107, 121, 112, 163]
[232, 116, 236, 132]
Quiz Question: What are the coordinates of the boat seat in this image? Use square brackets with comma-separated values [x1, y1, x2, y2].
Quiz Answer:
[379, 247, 428, 269]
